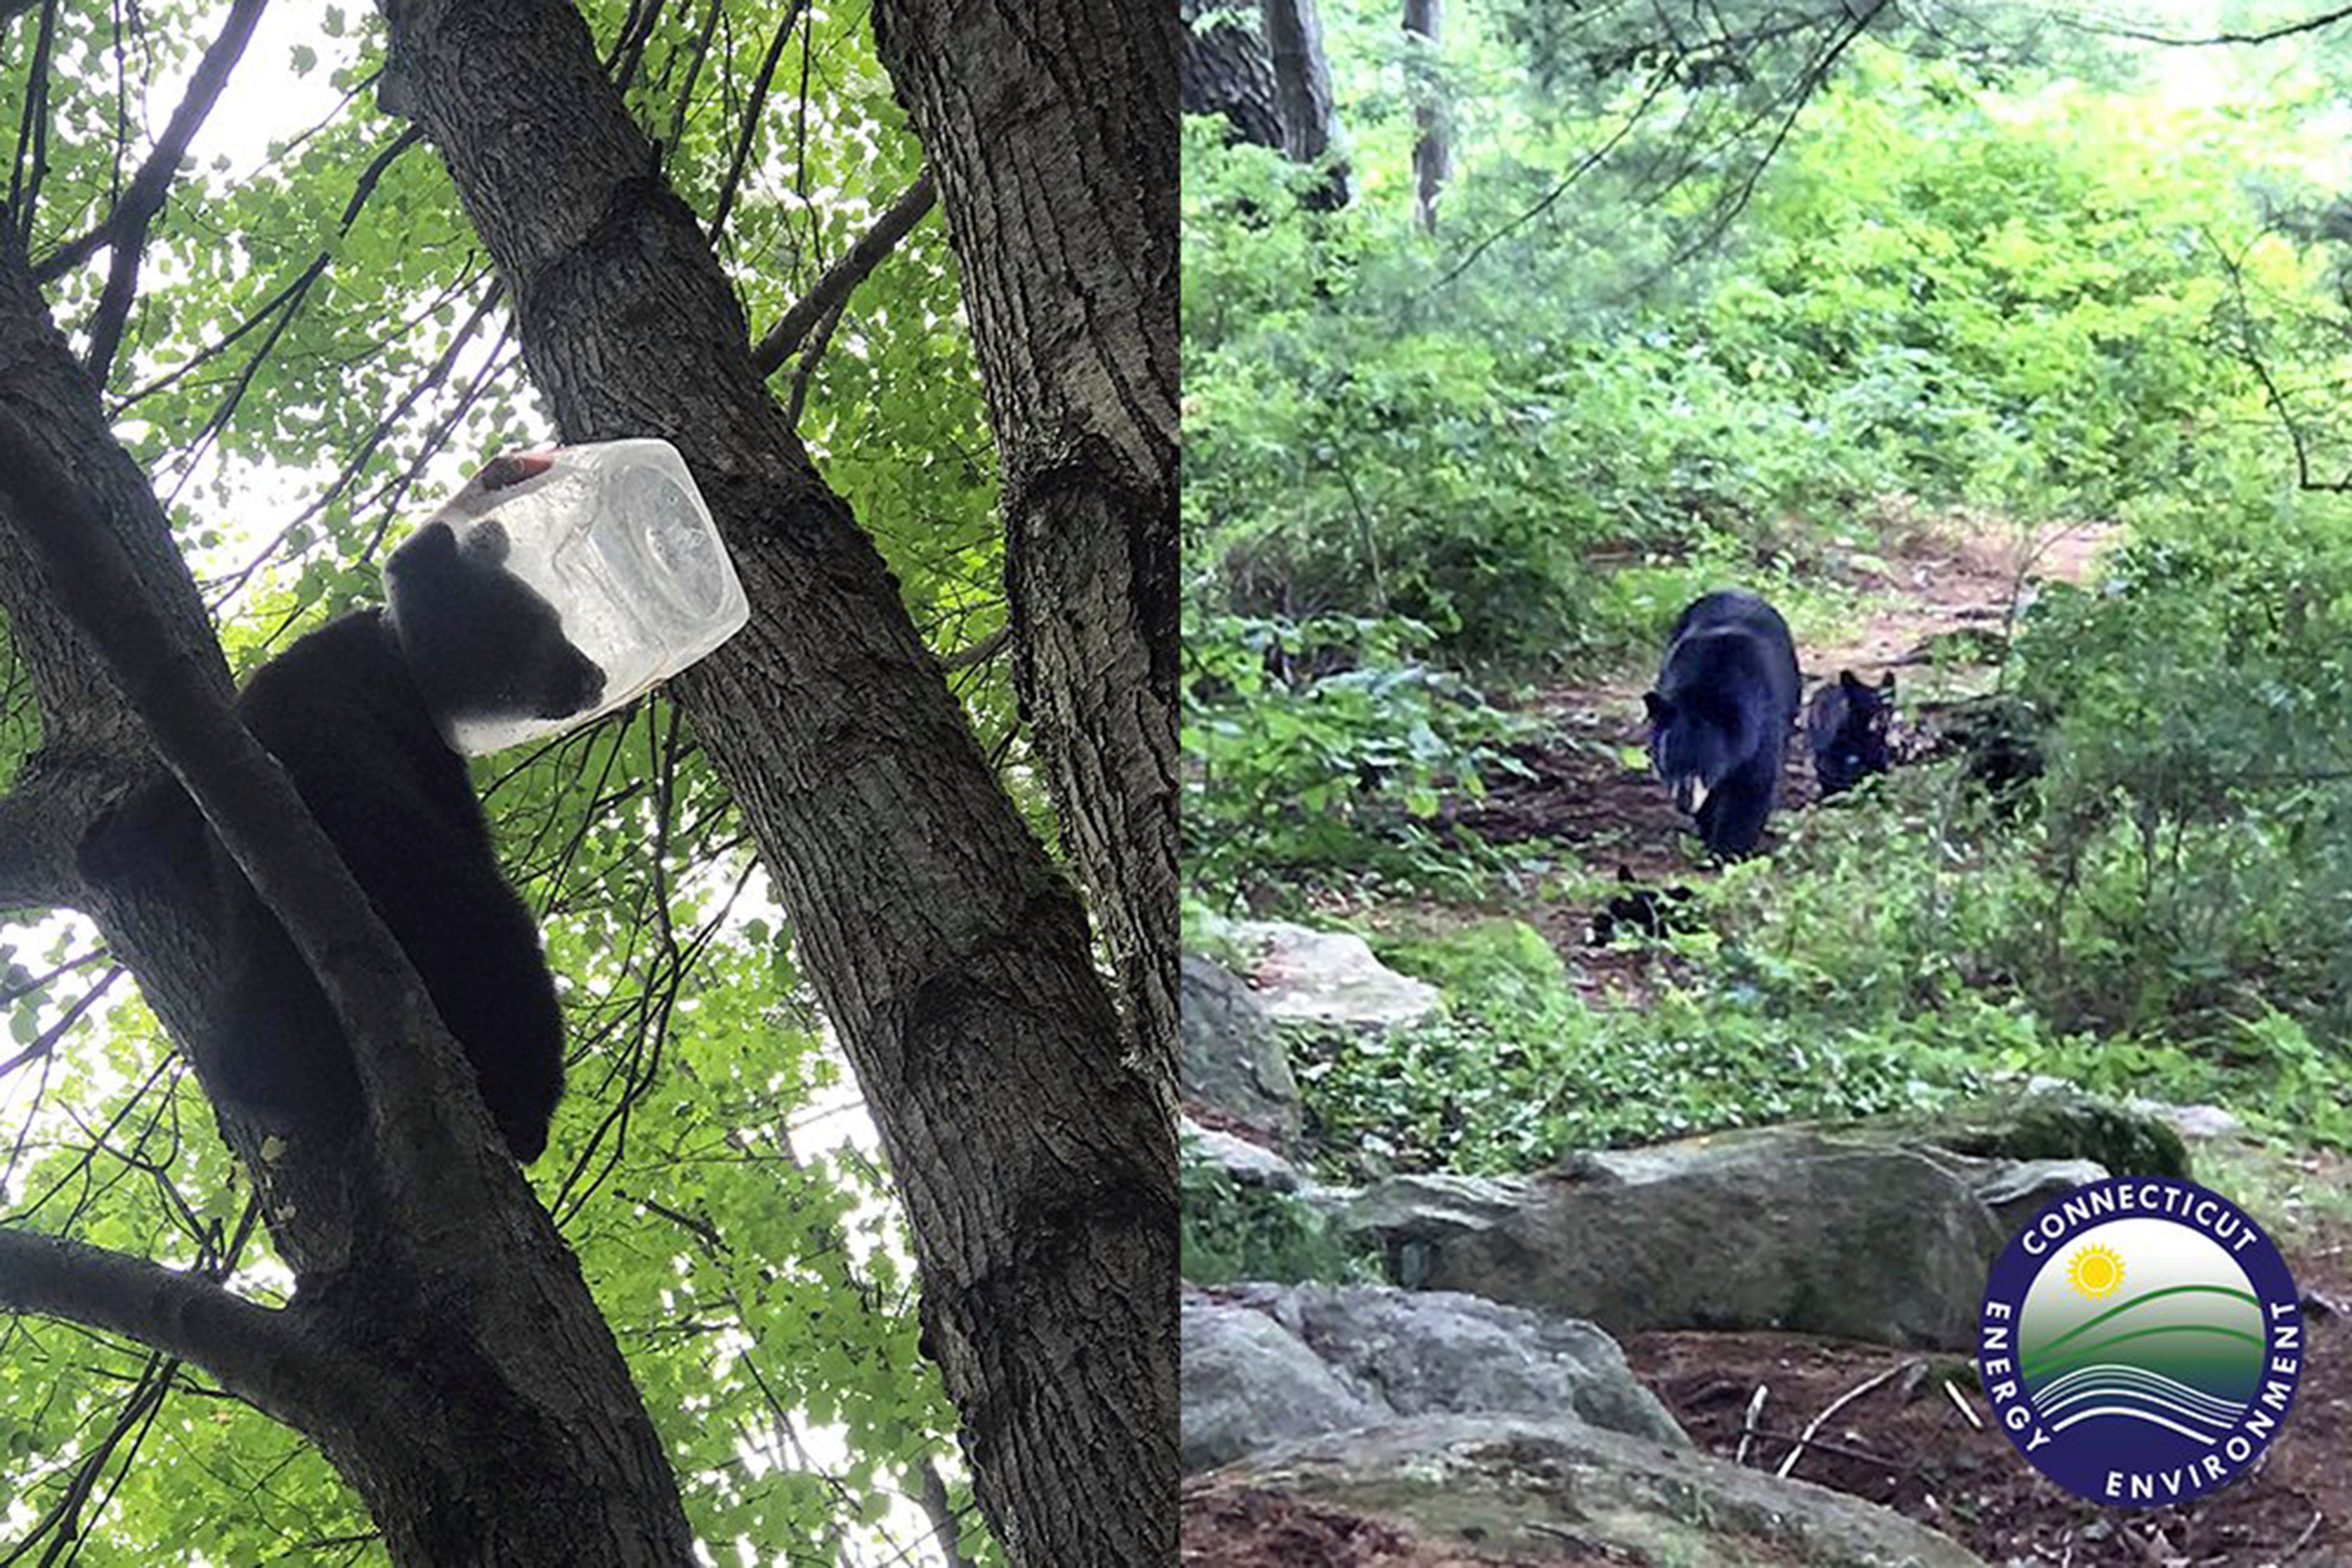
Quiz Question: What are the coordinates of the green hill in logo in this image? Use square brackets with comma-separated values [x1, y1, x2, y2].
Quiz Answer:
[2022, 1277, 2262, 1439]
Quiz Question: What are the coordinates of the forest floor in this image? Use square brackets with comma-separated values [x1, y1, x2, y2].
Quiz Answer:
[1306, 512, 2105, 1007]
[1453, 510, 2107, 967]
[1299, 514, 2352, 1566]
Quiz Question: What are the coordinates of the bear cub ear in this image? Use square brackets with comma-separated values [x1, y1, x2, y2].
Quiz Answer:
[1643, 690, 1672, 723]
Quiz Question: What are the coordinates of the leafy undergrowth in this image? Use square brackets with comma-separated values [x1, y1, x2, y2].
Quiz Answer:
[1196, 516, 2352, 1184]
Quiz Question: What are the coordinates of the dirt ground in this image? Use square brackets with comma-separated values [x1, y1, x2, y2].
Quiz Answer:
[1626, 1160, 2350, 1566]
[1183, 1218, 2343, 1568]
[1443, 514, 2109, 968]
[1210, 518, 2352, 1565]
[1181, 1174, 2345, 1568]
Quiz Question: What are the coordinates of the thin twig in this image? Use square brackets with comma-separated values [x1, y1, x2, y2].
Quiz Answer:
[1734, 1382, 1768, 1466]
[750, 170, 936, 376]
[1939, 1375, 1982, 1430]
[1776, 1360, 1913, 1479]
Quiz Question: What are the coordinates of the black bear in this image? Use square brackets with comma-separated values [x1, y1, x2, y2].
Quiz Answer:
[1805, 669, 1895, 798]
[1643, 590, 1801, 858]
[82, 477, 601, 1164]
[384, 514, 605, 737]
[1588, 865, 1698, 945]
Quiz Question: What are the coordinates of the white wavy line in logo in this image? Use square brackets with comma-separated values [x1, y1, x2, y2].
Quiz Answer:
[2034, 1364, 2245, 1425]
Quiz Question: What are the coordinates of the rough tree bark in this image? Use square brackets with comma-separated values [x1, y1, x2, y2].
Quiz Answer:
[1182, 0, 1347, 210]
[2, 0, 1175, 1561]
[1183, 0, 1285, 150]
[869, 0, 1183, 1100]
[374, 1, 1176, 1564]
[1265, 0, 1345, 195]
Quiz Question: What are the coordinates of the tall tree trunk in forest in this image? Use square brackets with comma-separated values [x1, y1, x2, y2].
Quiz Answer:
[1404, 0, 1449, 232]
[1265, 0, 1347, 203]
[1183, 0, 1350, 207]
[374, 2, 1177, 1565]
[869, 3, 1182, 1098]
[1183, 0, 1284, 151]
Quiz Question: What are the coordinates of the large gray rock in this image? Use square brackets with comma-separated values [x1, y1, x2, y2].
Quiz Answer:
[1943, 1153, 2107, 1237]
[1915, 1077, 2190, 1178]
[1181, 1283, 1681, 1474]
[1181, 1297, 1381, 1473]
[1187, 1413, 1987, 1568]
[1226, 1282, 1684, 1451]
[1180, 1116, 1309, 1193]
[1178, 957, 1303, 1149]
[1345, 1128, 2011, 1348]
[1229, 920, 1443, 1030]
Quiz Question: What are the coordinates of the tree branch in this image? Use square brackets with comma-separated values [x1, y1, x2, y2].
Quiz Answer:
[53, 0, 270, 383]
[2061, 4, 2352, 47]
[784, 293, 845, 427]
[749, 169, 935, 377]
[940, 625, 1009, 670]
[0, 964, 118, 1078]
[708, 0, 806, 240]
[0, 1226, 330, 1425]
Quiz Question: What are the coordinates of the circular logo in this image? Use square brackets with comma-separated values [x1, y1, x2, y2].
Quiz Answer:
[1977, 1177, 2302, 1506]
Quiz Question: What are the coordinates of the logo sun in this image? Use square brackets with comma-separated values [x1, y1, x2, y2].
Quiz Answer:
[2066, 1243, 2125, 1301]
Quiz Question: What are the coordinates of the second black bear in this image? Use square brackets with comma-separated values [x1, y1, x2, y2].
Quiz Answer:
[1805, 670, 1895, 798]
[1644, 590, 1801, 858]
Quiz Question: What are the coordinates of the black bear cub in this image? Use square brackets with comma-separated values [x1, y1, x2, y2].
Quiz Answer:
[84, 503, 600, 1164]
[1644, 590, 1801, 859]
[384, 514, 605, 737]
[1805, 670, 1895, 798]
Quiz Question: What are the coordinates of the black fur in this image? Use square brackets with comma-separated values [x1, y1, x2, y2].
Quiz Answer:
[385, 519, 605, 733]
[79, 539, 596, 1161]
[1806, 670, 1895, 798]
[206, 609, 566, 1162]
[1644, 591, 1801, 858]
[1588, 866, 1698, 945]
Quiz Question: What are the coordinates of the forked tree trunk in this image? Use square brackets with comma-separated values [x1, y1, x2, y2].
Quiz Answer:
[376, 1, 1178, 1564]
[2, 0, 1177, 1560]
[0, 239, 700, 1564]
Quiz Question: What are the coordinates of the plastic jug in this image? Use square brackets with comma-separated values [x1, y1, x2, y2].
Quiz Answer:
[384, 439, 749, 755]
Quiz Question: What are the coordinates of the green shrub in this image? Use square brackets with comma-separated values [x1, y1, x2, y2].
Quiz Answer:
[1181, 611, 1526, 900]
[1179, 1154, 1374, 1286]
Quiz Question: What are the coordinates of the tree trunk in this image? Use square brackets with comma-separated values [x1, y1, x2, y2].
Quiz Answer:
[1184, 0, 1349, 208]
[1183, 0, 1284, 152]
[1265, 0, 1348, 206]
[869, 0, 1182, 1093]
[1404, 0, 1449, 232]
[374, 2, 1178, 1564]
